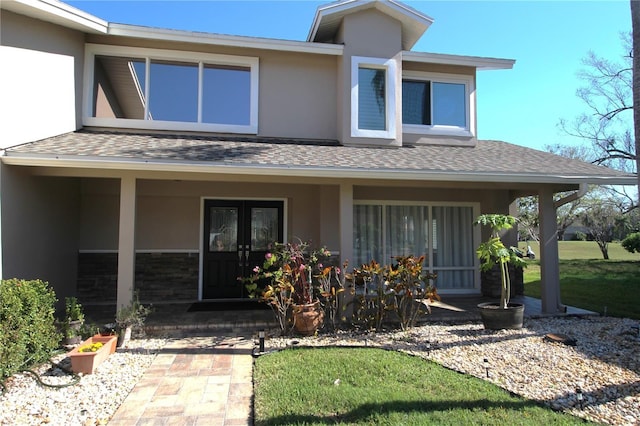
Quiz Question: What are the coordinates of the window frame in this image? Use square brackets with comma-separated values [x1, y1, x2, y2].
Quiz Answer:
[83, 44, 259, 134]
[350, 56, 397, 139]
[353, 200, 481, 294]
[401, 71, 474, 138]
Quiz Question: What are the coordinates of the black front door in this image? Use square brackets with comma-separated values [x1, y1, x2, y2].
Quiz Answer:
[202, 200, 283, 299]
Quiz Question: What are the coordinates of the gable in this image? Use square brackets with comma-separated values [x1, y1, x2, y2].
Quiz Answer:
[308, 0, 433, 50]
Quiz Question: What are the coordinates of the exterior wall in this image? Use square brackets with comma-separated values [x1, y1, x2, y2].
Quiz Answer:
[0, 11, 84, 147]
[0, 165, 80, 311]
[338, 9, 403, 147]
[75, 177, 343, 303]
[78, 178, 340, 251]
[0, 169, 520, 305]
[84, 35, 339, 141]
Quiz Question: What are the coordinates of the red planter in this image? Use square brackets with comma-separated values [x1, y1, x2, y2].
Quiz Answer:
[68, 335, 117, 374]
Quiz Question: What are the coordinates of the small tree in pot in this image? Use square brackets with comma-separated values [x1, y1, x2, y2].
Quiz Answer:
[115, 292, 151, 347]
[245, 241, 329, 336]
[474, 214, 527, 329]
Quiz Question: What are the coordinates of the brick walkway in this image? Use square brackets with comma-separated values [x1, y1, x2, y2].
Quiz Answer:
[108, 332, 254, 426]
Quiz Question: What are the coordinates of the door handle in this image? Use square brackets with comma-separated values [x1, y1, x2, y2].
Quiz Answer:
[238, 250, 243, 267]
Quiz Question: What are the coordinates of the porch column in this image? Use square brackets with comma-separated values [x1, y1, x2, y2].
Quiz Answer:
[339, 183, 354, 268]
[116, 176, 136, 310]
[538, 187, 564, 314]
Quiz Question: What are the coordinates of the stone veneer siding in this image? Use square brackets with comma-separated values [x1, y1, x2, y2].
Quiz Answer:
[77, 252, 199, 303]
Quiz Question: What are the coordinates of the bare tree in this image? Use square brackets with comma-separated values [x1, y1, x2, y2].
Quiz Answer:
[580, 201, 624, 259]
[632, 0, 640, 201]
[560, 33, 637, 184]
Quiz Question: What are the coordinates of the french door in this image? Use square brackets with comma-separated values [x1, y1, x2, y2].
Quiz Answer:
[202, 200, 283, 299]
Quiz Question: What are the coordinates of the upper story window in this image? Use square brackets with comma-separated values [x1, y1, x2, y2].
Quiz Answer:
[351, 56, 397, 139]
[402, 71, 474, 137]
[84, 44, 259, 134]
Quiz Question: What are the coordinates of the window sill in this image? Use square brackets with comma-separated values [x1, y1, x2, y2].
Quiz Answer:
[403, 124, 473, 138]
[83, 117, 257, 135]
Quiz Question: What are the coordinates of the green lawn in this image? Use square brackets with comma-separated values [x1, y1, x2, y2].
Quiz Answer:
[254, 347, 591, 425]
[519, 241, 640, 319]
[518, 241, 639, 261]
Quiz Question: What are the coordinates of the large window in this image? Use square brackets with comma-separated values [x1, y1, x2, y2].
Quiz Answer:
[351, 56, 397, 139]
[84, 44, 258, 134]
[354, 203, 478, 292]
[402, 72, 473, 137]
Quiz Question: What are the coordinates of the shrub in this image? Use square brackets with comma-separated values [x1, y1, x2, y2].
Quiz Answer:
[621, 232, 640, 254]
[0, 279, 60, 380]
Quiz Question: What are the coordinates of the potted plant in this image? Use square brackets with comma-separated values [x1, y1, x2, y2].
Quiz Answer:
[115, 292, 151, 347]
[245, 241, 329, 336]
[474, 214, 527, 329]
[65, 297, 85, 328]
[61, 323, 81, 345]
[316, 261, 350, 332]
[60, 297, 85, 345]
[67, 334, 117, 374]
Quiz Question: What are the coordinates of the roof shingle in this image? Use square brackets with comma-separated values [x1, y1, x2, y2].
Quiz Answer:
[3, 130, 634, 184]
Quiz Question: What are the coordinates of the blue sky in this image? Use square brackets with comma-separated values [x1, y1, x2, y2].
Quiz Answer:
[66, 0, 632, 152]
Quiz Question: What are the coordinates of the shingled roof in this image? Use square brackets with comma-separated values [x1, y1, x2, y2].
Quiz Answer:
[2, 129, 635, 185]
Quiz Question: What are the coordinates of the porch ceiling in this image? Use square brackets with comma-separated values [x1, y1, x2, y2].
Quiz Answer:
[2, 129, 635, 186]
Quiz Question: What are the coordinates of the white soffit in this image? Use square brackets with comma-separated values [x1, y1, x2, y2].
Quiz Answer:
[108, 23, 343, 56]
[308, 0, 434, 50]
[1, 0, 107, 33]
[403, 51, 515, 70]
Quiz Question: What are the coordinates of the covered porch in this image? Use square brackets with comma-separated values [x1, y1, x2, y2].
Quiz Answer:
[2, 130, 634, 319]
[82, 295, 599, 334]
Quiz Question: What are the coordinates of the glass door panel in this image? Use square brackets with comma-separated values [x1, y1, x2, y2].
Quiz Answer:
[250, 207, 278, 251]
[209, 208, 238, 252]
[203, 200, 283, 299]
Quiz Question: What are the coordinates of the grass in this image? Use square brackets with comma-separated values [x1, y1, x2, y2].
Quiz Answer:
[519, 241, 640, 319]
[254, 347, 591, 425]
[518, 240, 639, 261]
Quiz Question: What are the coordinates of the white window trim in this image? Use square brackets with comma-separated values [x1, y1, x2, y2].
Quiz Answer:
[401, 71, 475, 138]
[353, 200, 481, 294]
[350, 56, 397, 139]
[83, 44, 259, 134]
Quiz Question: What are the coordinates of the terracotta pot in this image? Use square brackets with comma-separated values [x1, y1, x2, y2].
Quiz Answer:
[68, 335, 117, 374]
[293, 301, 324, 336]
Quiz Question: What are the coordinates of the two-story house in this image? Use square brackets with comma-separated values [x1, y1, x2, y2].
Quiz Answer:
[1, 0, 635, 315]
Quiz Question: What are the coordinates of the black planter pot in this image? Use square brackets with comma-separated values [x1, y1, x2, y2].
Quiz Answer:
[62, 336, 81, 345]
[477, 302, 524, 330]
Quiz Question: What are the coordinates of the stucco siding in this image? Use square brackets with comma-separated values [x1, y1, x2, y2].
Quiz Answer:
[0, 11, 85, 147]
[0, 165, 80, 310]
[77, 178, 337, 251]
[258, 53, 337, 139]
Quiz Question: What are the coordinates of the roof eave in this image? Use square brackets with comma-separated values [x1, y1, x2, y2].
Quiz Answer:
[1, 0, 108, 34]
[307, 0, 434, 50]
[108, 23, 344, 56]
[2, 154, 635, 186]
[403, 51, 515, 70]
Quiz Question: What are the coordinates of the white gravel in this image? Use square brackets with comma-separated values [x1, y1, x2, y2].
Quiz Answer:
[267, 316, 640, 426]
[0, 337, 165, 426]
[1, 317, 639, 426]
